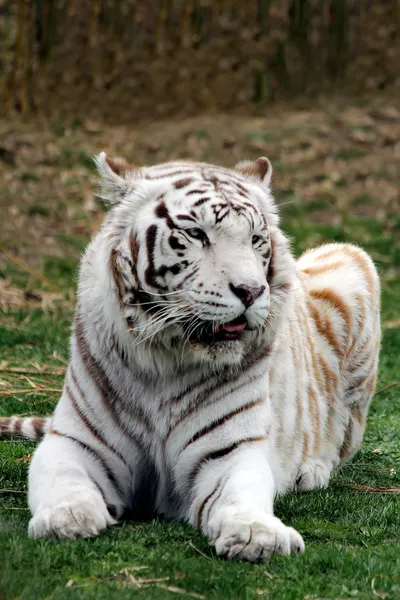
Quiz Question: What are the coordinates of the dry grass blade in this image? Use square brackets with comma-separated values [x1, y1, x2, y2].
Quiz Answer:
[20, 375, 37, 389]
[374, 381, 400, 396]
[157, 585, 206, 599]
[343, 483, 400, 494]
[0, 370, 63, 397]
[186, 541, 212, 560]
[0, 242, 59, 291]
[118, 567, 171, 589]
[0, 366, 65, 376]
[0, 489, 27, 494]
[15, 454, 31, 463]
[118, 566, 148, 590]
[371, 577, 389, 599]
[0, 388, 62, 396]
[0, 379, 12, 388]
[65, 581, 91, 589]
[126, 573, 142, 588]
[383, 319, 400, 330]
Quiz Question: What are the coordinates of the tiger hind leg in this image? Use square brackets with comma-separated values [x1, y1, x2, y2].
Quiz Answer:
[295, 392, 373, 493]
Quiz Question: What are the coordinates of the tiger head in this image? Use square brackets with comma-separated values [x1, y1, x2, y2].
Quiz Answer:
[92, 154, 296, 370]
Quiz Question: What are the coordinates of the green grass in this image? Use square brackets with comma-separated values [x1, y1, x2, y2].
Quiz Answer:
[1, 186, 399, 600]
[26, 204, 52, 217]
[333, 149, 367, 161]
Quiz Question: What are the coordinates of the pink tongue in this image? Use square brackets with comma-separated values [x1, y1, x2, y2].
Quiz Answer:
[222, 321, 247, 333]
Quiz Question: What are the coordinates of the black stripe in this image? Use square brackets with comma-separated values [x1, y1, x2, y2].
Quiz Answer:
[31, 417, 46, 438]
[165, 345, 270, 438]
[129, 233, 139, 284]
[176, 266, 200, 288]
[183, 398, 264, 451]
[74, 316, 151, 450]
[189, 436, 267, 485]
[340, 416, 354, 459]
[196, 475, 225, 530]
[241, 201, 256, 211]
[234, 182, 250, 196]
[155, 202, 175, 229]
[262, 247, 271, 260]
[203, 478, 227, 528]
[66, 376, 129, 469]
[345, 375, 368, 396]
[169, 233, 186, 251]
[48, 429, 125, 499]
[145, 224, 162, 289]
[146, 170, 195, 180]
[165, 371, 218, 407]
[187, 189, 208, 196]
[110, 247, 125, 306]
[144, 218, 185, 289]
[0, 418, 10, 436]
[174, 177, 194, 189]
[13, 418, 22, 436]
[267, 236, 275, 283]
[176, 214, 196, 222]
[193, 197, 211, 207]
[108, 331, 128, 366]
[168, 369, 266, 436]
[75, 318, 153, 431]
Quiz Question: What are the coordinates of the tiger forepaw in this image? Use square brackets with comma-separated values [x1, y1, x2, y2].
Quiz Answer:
[209, 511, 305, 563]
[28, 493, 116, 540]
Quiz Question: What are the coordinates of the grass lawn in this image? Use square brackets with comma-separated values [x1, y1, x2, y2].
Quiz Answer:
[0, 101, 399, 599]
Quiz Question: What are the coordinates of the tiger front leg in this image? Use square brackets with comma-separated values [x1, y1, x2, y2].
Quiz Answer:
[188, 442, 305, 562]
[28, 433, 125, 539]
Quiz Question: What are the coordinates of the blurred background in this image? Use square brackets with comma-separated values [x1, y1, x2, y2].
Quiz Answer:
[1, 1, 400, 118]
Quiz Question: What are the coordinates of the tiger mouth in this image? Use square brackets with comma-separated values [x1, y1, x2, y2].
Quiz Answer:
[187, 315, 248, 345]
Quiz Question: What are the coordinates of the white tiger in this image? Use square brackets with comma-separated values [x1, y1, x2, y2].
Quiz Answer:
[0, 154, 381, 562]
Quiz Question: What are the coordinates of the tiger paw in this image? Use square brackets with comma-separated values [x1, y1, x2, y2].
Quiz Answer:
[28, 494, 116, 540]
[209, 511, 305, 563]
[295, 459, 332, 491]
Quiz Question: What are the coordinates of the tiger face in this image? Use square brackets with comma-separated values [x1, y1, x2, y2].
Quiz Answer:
[98, 154, 295, 367]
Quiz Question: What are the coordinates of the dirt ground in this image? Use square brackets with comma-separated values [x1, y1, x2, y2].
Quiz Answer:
[0, 96, 399, 303]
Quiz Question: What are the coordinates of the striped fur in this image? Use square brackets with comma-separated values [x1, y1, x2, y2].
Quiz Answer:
[1, 155, 380, 562]
[0, 416, 50, 440]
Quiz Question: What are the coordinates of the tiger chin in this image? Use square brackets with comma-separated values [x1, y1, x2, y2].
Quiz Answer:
[0, 154, 380, 563]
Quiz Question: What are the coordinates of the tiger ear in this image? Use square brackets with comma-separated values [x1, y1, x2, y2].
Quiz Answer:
[95, 152, 139, 205]
[235, 157, 272, 187]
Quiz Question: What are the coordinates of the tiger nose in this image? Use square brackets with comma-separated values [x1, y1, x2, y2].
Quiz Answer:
[229, 283, 266, 308]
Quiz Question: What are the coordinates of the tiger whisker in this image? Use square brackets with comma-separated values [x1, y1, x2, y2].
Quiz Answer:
[131, 304, 195, 329]
[276, 199, 297, 207]
[125, 300, 184, 308]
[129, 306, 196, 347]
[179, 315, 201, 365]
[141, 289, 184, 298]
